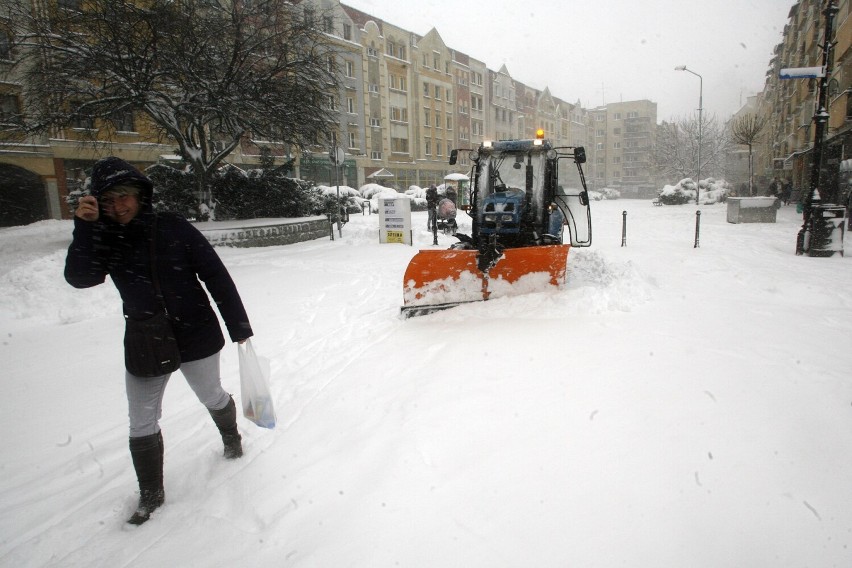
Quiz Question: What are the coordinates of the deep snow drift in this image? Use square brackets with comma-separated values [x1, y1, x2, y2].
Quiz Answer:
[1, 200, 851, 567]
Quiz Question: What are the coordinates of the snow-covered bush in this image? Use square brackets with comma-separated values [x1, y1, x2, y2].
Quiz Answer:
[658, 177, 732, 205]
[405, 185, 426, 198]
[148, 163, 206, 218]
[317, 185, 364, 213]
[359, 183, 396, 200]
[600, 187, 621, 200]
[358, 184, 424, 213]
[588, 190, 604, 201]
[699, 178, 732, 204]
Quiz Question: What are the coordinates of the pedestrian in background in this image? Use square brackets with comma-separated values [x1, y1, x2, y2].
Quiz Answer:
[766, 176, 781, 198]
[426, 184, 439, 232]
[64, 157, 253, 525]
[781, 178, 793, 205]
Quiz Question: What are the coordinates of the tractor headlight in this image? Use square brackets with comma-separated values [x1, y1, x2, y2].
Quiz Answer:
[502, 214, 514, 222]
[484, 214, 496, 222]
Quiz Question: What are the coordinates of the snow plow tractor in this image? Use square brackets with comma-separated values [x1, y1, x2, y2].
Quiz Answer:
[402, 130, 592, 317]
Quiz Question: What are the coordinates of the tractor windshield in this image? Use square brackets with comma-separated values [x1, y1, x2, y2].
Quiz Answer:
[476, 149, 547, 224]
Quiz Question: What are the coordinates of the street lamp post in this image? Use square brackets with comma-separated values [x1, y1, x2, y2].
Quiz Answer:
[675, 65, 703, 205]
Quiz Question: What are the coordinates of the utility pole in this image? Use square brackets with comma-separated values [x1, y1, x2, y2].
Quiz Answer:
[796, 0, 839, 255]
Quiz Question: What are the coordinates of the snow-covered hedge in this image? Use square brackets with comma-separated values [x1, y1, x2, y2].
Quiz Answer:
[659, 178, 732, 205]
[600, 187, 621, 200]
[358, 183, 427, 212]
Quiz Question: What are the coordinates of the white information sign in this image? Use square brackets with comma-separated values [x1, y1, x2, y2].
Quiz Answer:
[378, 197, 412, 245]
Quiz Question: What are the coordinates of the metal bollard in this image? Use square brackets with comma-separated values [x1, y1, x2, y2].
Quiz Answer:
[694, 210, 701, 248]
[621, 211, 627, 247]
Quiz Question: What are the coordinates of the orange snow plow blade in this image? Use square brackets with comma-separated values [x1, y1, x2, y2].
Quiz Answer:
[401, 244, 570, 318]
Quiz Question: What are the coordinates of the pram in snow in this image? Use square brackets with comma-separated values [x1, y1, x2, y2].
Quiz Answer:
[436, 198, 458, 235]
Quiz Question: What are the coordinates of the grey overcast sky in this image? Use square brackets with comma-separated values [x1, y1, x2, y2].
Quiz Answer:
[341, 0, 794, 122]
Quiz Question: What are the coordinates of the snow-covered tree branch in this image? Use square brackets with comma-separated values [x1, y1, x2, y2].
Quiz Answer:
[654, 114, 731, 184]
[8, 0, 340, 206]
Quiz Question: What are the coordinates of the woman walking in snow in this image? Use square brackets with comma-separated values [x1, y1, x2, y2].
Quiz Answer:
[64, 157, 253, 525]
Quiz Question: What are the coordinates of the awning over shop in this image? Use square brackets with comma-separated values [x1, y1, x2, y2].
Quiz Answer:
[368, 168, 395, 179]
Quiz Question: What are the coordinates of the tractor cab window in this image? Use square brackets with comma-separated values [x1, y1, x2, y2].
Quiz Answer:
[477, 150, 546, 224]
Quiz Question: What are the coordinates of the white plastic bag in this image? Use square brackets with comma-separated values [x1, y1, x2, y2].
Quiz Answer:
[238, 339, 276, 429]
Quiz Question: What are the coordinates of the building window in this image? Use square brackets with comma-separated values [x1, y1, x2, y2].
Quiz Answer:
[446, 115, 452, 130]
[323, 16, 333, 34]
[424, 109, 431, 127]
[110, 108, 135, 132]
[425, 139, 431, 156]
[345, 60, 355, 77]
[391, 107, 408, 123]
[613, 113, 621, 120]
[434, 86, 441, 101]
[370, 117, 381, 127]
[390, 75, 407, 92]
[627, 111, 638, 118]
[613, 142, 621, 149]
[0, 94, 20, 124]
[70, 102, 95, 129]
[327, 94, 336, 110]
[347, 97, 355, 114]
[371, 151, 382, 160]
[348, 132, 356, 149]
[391, 137, 409, 153]
[423, 83, 430, 97]
[343, 24, 352, 41]
[436, 141, 442, 157]
[471, 95, 483, 111]
[0, 30, 11, 61]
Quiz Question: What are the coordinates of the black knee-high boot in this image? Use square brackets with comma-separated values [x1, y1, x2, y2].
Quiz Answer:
[209, 396, 242, 459]
[127, 432, 165, 525]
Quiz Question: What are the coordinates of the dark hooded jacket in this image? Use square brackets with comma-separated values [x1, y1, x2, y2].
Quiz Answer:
[64, 157, 252, 363]
[426, 185, 439, 209]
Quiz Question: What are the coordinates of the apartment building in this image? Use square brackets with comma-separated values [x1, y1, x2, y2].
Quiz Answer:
[588, 100, 657, 196]
[2, 0, 634, 227]
[756, 0, 852, 199]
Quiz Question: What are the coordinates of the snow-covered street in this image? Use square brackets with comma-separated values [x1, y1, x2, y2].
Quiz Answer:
[2, 200, 851, 567]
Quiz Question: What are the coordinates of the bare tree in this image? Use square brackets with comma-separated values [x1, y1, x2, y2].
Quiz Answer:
[730, 113, 769, 196]
[655, 114, 731, 184]
[7, 0, 340, 206]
